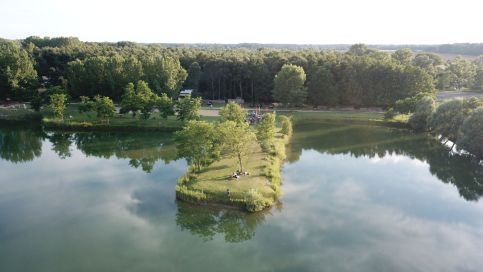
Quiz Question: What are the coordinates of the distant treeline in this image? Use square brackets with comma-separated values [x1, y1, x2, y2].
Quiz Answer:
[1, 37, 482, 107]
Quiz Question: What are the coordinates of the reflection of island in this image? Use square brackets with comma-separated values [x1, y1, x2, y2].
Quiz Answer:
[175, 201, 276, 243]
[0, 126, 43, 163]
[288, 121, 483, 201]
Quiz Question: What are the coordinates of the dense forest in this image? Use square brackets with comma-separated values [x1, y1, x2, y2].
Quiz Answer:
[1, 36, 482, 107]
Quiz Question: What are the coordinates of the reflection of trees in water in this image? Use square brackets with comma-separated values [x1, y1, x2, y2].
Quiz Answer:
[175, 201, 274, 243]
[288, 121, 483, 201]
[48, 132, 73, 159]
[0, 126, 42, 163]
[0, 125, 177, 172]
[74, 132, 178, 173]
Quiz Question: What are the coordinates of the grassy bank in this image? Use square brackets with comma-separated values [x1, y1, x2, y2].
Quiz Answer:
[0, 107, 41, 122]
[176, 132, 289, 212]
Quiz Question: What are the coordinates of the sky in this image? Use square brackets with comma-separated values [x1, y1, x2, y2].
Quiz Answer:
[1, 0, 482, 44]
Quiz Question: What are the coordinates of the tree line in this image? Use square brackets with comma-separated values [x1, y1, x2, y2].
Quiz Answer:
[1, 37, 483, 107]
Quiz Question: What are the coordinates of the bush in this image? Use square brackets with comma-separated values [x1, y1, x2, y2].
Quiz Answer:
[244, 189, 269, 212]
[408, 96, 435, 131]
[256, 112, 276, 151]
[457, 107, 483, 159]
[219, 101, 247, 124]
[279, 115, 293, 136]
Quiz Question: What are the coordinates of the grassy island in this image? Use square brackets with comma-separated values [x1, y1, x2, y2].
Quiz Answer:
[176, 131, 289, 212]
[175, 103, 292, 212]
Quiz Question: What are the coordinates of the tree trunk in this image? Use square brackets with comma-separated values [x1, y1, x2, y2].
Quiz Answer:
[211, 77, 215, 100]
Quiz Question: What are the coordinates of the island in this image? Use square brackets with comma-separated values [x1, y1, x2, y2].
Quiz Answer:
[175, 102, 292, 212]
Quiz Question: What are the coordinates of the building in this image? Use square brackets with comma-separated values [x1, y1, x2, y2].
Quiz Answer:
[179, 89, 193, 99]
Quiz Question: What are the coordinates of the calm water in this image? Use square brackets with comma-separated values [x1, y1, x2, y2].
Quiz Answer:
[1, 121, 483, 272]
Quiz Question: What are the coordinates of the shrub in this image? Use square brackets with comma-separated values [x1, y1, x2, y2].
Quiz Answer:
[256, 112, 276, 151]
[279, 115, 293, 136]
[49, 93, 67, 120]
[429, 99, 468, 141]
[219, 101, 247, 124]
[408, 96, 435, 131]
[244, 189, 268, 212]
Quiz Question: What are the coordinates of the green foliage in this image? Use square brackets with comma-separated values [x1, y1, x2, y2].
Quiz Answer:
[175, 120, 219, 172]
[244, 189, 269, 212]
[176, 185, 207, 202]
[120, 81, 166, 119]
[392, 48, 413, 65]
[307, 65, 337, 106]
[157, 93, 174, 119]
[256, 112, 276, 151]
[273, 64, 307, 106]
[457, 107, 483, 159]
[30, 93, 43, 112]
[78, 96, 95, 114]
[218, 121, 256, 172]
[93, 95, 116, 123]
[393, 93, 434, 114]
[0, 39, 37, 99]
[49, 93, 67, 120]
[448, 57, 477, 89]
[429, 99, 472, 141]
[279, 115, 293, 137]
[176, 95, 201, 121]
[408, 96, 435, 131]
[219, 101, 247, 124]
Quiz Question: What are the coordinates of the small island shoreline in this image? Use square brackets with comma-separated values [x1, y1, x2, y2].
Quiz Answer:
[175, 132, 290, 212]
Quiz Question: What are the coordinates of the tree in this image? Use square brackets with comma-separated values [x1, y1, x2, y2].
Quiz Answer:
[474, 70, 483, 91]
[176, 95, 201, 121]
[256, 112, 276, 150]
[448, 57, 477, 89]
[307, 65, 337, 106]
[136, 80, 158, 119]
[273, 64, 307, 106]
[175, 120, 219, 172]
[457, 107, 483, 159]
[218, 121, 255, 172]
[408, 96, 435, 131]
[0, 39, 37, 99]
[219, 101, 247, 124]
[120, 83, 141, 117]
[392, 48, 413, 65]
[157, 93, 174, 119]
[185, 62, 202, 91]
[93, 95, 116, 124]
[49, 93, 67, 120]
[429, 99, 470, 142]
[348, 44, 371, 56]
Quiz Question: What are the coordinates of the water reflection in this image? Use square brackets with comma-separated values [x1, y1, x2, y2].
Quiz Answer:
[0, 126, 43, 163]
[175, 201, 271, 243]
[288, 121, 483, 201]
[0, 125, 177, 173]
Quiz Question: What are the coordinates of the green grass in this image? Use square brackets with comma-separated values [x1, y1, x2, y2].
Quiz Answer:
[176, 133, 289, 212]
[0, 107, 41, 122]
[41, 105, 217, 131]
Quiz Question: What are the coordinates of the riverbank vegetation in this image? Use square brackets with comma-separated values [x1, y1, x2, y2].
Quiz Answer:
[386, 95, 483, 159]
[175, 102, 292, 212]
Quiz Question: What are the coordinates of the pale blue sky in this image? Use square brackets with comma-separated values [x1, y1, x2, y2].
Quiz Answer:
[1, 0, 482, 44]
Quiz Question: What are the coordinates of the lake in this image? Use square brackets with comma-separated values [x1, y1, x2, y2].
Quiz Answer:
[1, 121, 483, 272]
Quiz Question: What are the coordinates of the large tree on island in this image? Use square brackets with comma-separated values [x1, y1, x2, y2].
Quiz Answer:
[272, 64, 307, 106]
[218, 121, 255, 172]
[175, 120, 219, 172]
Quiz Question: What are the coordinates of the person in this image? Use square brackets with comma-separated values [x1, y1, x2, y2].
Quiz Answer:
[226, 188, 230, 196]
